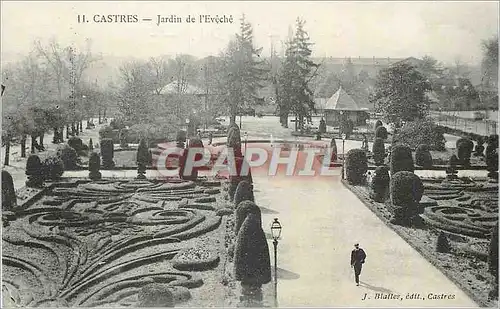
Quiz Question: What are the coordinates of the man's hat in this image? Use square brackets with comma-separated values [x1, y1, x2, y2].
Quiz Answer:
[354, 243, 359, 246]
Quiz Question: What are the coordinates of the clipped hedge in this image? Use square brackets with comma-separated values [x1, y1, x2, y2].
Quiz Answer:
[234, 213, 271, 285]
[137, 283, 174, 307]
[489, 223, 499, 280]
[370, 166, 390, 202]
[345, 149, 368, 185]
[456, 137, 474, 166]
[415, 144, 433, 168]
[390, 144, 414, 175]
[372, 138, 385, 166]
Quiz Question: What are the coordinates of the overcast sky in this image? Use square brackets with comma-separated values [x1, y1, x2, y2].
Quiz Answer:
[1, 1, 498, 65]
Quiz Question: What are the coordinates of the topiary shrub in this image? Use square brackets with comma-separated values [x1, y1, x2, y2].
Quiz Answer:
[234, 180, 254, 208]
[319, 118, 326, 134]
[26, 154, 44, 188]
[2, 170, 16, 210]
[89, 138, 94, 152]
[375, 126, 388, 140]
[345, 149, 368, 185]
[56, 144, 79, 170]
[389, 171, 424, 225]
[234, 213, 271, 286]
[136, 138, 149, 179]
[372, 138, 385, 166]
[41, 156, 64, 181]
[370, 166, 390, 202]
[415, 144, 433, 168]
[234, 200, 262, 234]
[488, 134, 499, 148]
[68, 137, 83, 152]
[489, 223, 499, 281]
[176, 130, 187, 147]
[100, 138, 115, 169]
[88, 152, 102, 180]
[456, 137, 474, 166]
[330, 138, 338, 162]
[393, 120, 446, 151]
[473, 136, 485, 156]
[446, 154, 459, 180]
[374, 120, 383, 131]
[137, 283, 174, 307]
[99, 125, 114, 139]
[389, 144, 414, 175]
[436, 231, 451, 253]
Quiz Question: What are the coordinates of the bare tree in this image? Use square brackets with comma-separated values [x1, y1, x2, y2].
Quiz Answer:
[147, 56, 172, 95]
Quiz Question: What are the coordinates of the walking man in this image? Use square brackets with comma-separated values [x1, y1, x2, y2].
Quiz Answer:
[350, 243, 366, 286]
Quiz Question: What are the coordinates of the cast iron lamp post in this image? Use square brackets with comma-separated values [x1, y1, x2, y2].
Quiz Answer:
[244, 132, 248, 155]
[341, 133, 347, 179]
[271, 218, 282, 307]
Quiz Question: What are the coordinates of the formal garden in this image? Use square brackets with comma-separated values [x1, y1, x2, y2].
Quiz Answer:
[1, 122, 275, 307]
[340, 118, 499, 307]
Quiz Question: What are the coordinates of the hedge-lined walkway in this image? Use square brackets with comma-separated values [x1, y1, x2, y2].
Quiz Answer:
[253, 174, 478, 307]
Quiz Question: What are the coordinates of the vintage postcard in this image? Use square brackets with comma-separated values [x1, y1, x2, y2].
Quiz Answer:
[1, 1, 498, 307]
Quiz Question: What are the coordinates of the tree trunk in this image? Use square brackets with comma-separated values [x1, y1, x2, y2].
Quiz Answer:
[39, 133, 44, 150]
[31, 134, 37, 153]
[294, 114, 298, 131]
[21, 135, 27, 158]
[98, 109, 102, 124]
[4, 138, 10, 166]
[59, 127, 64, 143]
[66, 125, 70, 138]
[52, 127, 59, 144]
[103, 108, 107, 120]
[230, 114, 236, 126]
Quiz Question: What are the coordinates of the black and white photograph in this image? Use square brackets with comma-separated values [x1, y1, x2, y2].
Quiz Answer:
[1, 1, 499, 307]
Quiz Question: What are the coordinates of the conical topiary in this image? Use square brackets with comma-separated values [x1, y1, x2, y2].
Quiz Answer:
[2, 170, 17, 210]
[374, 120, 383, 131]
[88, 152, 102, 180]
[375, 126, 388, 140]
[345, 149, 368, 185]
[234, 213, 271, 285]
[228, 125, 242, 157]
[389, 144, 414, 175]
[436, 231, 451, 253]
[330, 138, 338, 162]
[372, 137, 385, 166]
[26, 154, 44, 187]
[370, 166, 390, 202]
[234, 180, 255, 207]
[101, 138, 115, 169]
[473, 136, 484, 156]
[136, 138, 149, 179]
[456, 137, 474, 167]
[234, 200, 262, 234]
[180, 137, 204, 181]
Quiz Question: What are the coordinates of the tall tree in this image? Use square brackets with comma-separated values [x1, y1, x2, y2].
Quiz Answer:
[217, 14, 267, 125]
[481, 36, 499, 90]
[370, 63, 431, 125]
[275, 18, 319, 130]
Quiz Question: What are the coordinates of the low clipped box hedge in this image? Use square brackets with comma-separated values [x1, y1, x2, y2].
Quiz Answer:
[390, 144, 414, 174]
[345, 149, 368, 185]
[415, 144, 433, 168]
